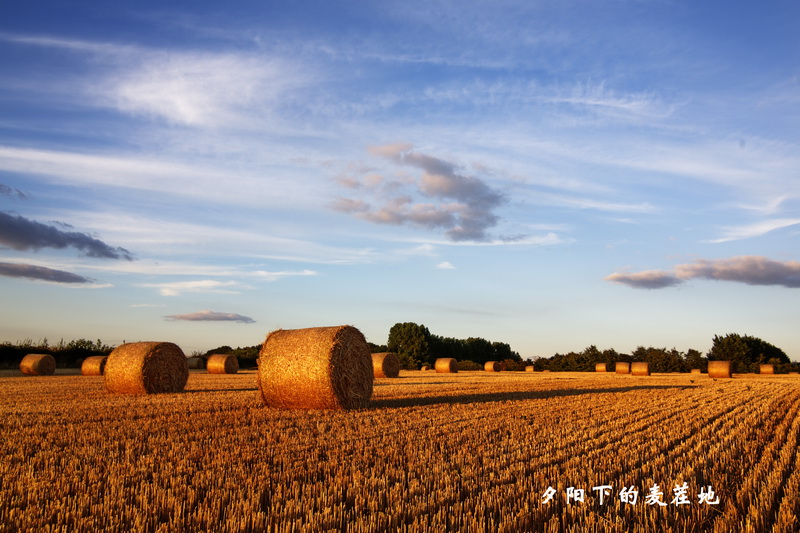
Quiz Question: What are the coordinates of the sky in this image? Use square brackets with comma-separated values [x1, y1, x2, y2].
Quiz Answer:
[1, 1, 798, 360]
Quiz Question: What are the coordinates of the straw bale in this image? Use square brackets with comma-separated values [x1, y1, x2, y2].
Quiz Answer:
[258, 325, 373, 410]
[615, 362, 630, 374]
[631, 362, 650, 376]
[484, 361, 501, 372]
[708, 361, 731, 379]
[595, 363, 607, 372]
[186, 357, 205, 370]
[207, 354, 239, 374]
[104, 342, 189, 394]
[525, 365, 534, 372]
[20, 354, 56, 376]
[759, 364, 775, 375]
[372, 352, 400, 378]
[690, 368, 702, 374]
[435, 358, 457, 373]
[421, 364, 432, 371]
[81, 356, 107, 376]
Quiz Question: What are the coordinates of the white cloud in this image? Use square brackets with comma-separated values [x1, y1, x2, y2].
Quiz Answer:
[437, 261, 456, 270]
[709, 218, 800, 243]
[138, 279, 241, 296]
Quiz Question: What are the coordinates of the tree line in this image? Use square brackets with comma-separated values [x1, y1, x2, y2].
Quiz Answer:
[535, 333, 795, 374]
[1, 329, 795, 374]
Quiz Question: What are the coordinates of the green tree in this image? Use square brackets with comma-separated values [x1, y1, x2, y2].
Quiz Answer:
[387, 322, 431, 365]
[708, 333, 790, 373]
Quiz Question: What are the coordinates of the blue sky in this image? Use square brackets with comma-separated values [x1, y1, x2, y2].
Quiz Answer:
[1, 1, 798, 360]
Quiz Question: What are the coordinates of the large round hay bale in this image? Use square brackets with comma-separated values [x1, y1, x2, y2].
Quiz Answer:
[81, 356, 107, 376]
[104, 342, 189, 394]
[525, 365, 534, 372]
[615, 362, 630, 374]
[708, 360, 731, 379]
[20, 354, 56, 376]
[595, 363, 607, 372]
[372, 352, 400, 378]
[207, 354, 239, 374]
[759, 364, 775, 375]
[484, 361, 501, 372]
[631, 362, 650, 376]
[435, 358, 457, 373]
[258, 325, 373, 410]
[186, 357, 205, 369]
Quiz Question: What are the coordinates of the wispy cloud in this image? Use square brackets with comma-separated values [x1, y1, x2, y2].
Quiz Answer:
[607, 256, 800, 289]
[138, 279, 240, 296]
[709, 218, 800, 243]
[0, 211, 133, 260]
[164, 310, 255, 323]
[436, 261, 456, 270]
[333, 143, 507, 242]
[0, 261, 92, 284]
[252, 269, 317, 281]
[0, 183, 29, 199]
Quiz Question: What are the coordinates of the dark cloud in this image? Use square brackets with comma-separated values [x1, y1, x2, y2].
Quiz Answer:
[675, 256, 800, 288]
[0, 184, 29, 199]
[607, 256, 800, 290]
[334, 144, 506, 242]
[0, 211, 133, 260]
[164, 310, 256, 323]
[0, 261, 93, 283]
[604, 270, 683, 289]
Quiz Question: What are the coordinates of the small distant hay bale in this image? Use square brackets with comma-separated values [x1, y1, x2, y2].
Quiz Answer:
[690, 368, 702, 374]
[759, 364, 775, 375]
[631, 362, 650, 376]
[258, 325, 373, 410]
[372, 352, 400, 378]
[81, 356, 107, 376]
[708, 361, 731, 379]
[484, 361, 501, 372]
[20, 354, 56, 376]
[207, 354, 239, 374]
[595, 363, 607, 372]
[525, 365, 534, 372]
[186, 357, 205, 369]
[104, 342, 189, 395]
[615, 362, 630, 374]
[435, 358, 458, 373]
[421, 364, 432, 371]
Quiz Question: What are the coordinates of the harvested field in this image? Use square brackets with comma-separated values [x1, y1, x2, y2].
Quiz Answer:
[1, 370, 799, 532]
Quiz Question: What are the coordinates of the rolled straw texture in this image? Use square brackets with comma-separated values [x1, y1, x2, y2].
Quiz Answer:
[186, 357, 205, 370]
[690, 368, 702, 374]
[20, 354, 56, 376]
[372, 352, 400, 378]
[207, 354, 239, 374]
[525, 365, 534, 372]
[104, 342, 189, 394]
[258, 325, 373, 410]
[631, 362, 650, 376]
[759, 364, 775, 375]
[421, 365, 431, 371]
[615, 362, 630, 374]
[595, 363, 607, 372]
[81, 356, 107, 376]
[708, 361, 731, 379]
[484, 361, 501, 372]
[435, 358, 457, 373]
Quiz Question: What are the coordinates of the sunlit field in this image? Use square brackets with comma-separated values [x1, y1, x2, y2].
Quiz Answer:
[2, 370, 799, 532]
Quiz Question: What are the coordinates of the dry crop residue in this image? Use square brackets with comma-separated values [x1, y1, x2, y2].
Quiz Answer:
[1, 371, 799, 532]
